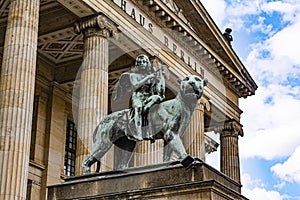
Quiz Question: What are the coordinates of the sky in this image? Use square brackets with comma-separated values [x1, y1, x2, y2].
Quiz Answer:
[201, 0, 300, 199]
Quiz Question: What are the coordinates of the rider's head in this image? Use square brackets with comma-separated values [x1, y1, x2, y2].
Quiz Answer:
[135, 54, 153, 73]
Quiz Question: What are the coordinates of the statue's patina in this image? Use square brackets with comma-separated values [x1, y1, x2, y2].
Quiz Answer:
[82, 55, 208, 174]
[114, 55, 165, 141]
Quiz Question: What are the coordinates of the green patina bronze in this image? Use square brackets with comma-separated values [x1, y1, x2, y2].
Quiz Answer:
[114, 55, 165, 141]
[82, 55, 208, 174]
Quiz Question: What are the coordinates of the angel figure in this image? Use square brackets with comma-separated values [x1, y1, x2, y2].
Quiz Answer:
[114, 54, 165, 141]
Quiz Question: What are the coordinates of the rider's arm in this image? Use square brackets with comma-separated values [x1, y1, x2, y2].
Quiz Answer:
[130, 73, 155, 90]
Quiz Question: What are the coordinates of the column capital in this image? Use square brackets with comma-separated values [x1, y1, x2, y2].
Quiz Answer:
[212, 119, 243, 137]
[198, 97, 210, 111]
[74, 13, 118, 39]
[204, 134, 219, 154]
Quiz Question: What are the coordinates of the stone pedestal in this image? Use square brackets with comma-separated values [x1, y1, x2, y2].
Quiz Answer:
[48, 162, 247, 200]
[0, 0, 40, 199]
[74, 14, 117, 174]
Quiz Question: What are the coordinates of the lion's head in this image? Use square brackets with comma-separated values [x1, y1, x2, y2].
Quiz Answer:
[178, 75, 208, 101]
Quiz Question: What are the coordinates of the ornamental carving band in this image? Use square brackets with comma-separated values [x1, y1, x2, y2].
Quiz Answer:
[74, 14, 118, 38]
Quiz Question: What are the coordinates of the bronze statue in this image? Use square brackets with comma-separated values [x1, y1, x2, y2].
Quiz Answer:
[114, 55, 165, 141]
[82, 57, 208, 173]
[223, 28, 233, 46]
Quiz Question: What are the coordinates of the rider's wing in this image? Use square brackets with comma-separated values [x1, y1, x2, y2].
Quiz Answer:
[113, 72, 133, 101]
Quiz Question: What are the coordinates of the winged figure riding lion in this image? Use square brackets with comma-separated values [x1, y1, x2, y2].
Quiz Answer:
[82, 54, 208, 174]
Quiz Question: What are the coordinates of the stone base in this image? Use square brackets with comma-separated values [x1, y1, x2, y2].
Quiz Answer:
[48, 162, 248, 200]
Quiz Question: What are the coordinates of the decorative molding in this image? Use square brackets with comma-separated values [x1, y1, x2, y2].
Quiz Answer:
[0, 0, 9, 18]
[38, 27, 84, 64]
[74, 14, 118, 39]
[29, 160, 46, 171]
[0, 0, 57, 18]
[143, 0, 256, 98]
[50, 81, 68, 100]
[162, 0, 190, 26]
[204, 134, 219, 154]
[57, 0, 94, 18]
[211, 119, 243, 137]
[199, 97, 210, 111]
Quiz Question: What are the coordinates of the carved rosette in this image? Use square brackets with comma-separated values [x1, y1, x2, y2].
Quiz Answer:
[74, 14, 118, 39]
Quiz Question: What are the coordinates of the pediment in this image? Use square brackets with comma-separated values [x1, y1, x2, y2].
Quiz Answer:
[139, 0, 257, 97]
[171, 0, 257, 96]
[162, 0, 190, 26]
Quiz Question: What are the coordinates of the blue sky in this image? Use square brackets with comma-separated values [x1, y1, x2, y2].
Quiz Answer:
[201, 0, 300, 199]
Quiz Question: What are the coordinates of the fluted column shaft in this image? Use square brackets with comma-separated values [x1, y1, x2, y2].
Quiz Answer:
[134, 140, 164, 167]
[183, 99, 209, 161]
[217, 119, 243, 183]
[0, 0, 40, 199]
[74, 14, 117, 175]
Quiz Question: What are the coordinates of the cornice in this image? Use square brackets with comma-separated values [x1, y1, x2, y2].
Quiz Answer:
[138, 0, 257, 98]
[57, 0, 94, 17]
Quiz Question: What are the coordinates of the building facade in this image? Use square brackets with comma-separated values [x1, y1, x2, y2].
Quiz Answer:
[0, 0, 257, 199]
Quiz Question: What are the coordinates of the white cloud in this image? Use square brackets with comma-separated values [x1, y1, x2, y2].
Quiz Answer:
[202, 0, 300, 163]
[274, 182, 286, 190]
[203, 0, 300, 198]
[243, 187, 283, 200]
[242, 173, 284, 200]
[226, 0, 262, 16]
[201, 0, 226, 27]
[250, 16, 273, 34]
[223, 0, 265, 31]
[242, 173, 265, 188]
[267, 21, 300, 65]
[240, 83, 300, 159]
[239, 1, 300, 160]
[262, 1, 300, 23]
[271, 146, 300, 184]
[204, 0, 300, 36]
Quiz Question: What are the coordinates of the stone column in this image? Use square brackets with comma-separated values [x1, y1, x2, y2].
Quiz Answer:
[134, 140, 164, 167]
[214, 119, 243, 183]
[183, 98, 210, 161]
[74, 14, 117, 175]
[0, 0, 40, 199]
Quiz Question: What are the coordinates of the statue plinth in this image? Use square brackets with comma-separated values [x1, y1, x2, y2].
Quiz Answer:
[48, 162, 247, 200]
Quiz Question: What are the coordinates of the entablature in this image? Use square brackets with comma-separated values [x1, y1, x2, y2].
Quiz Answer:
[55, 0, 244, 120]
[130, 0, 257, 98]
